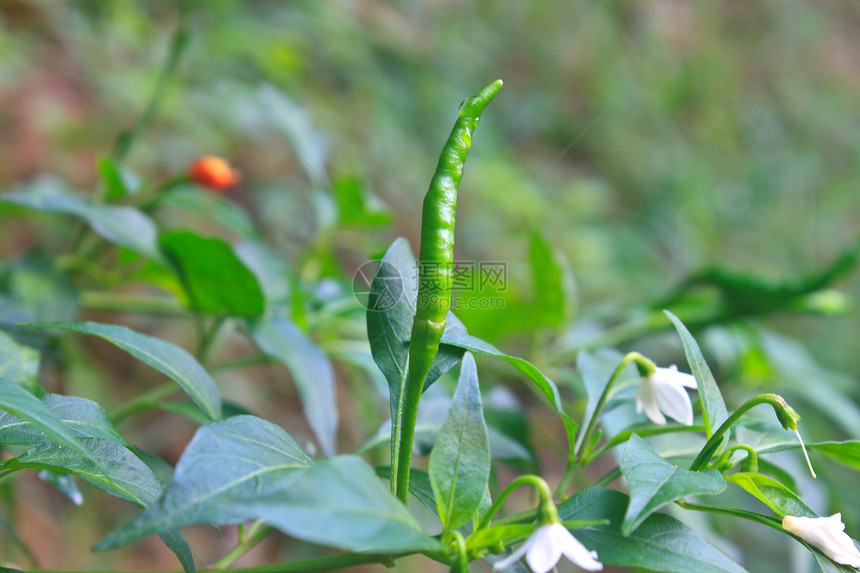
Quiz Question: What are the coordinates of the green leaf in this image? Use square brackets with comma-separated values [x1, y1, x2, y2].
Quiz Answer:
[439, 332, 578, 451]
[376, 466, 438, 518]
[234, 242, 290, 309]
[249, 315, 338, 457]
[98, 155, 141, 200]
[0, 379, 99, 467]
[5, 438, 163, 507]
[620, 434, 726, 535]
[429, 353, 490, 530]
[0, 394, 127, 446]
[366, 239, 467, 426]
[157, 187, 259, 239]
[0, 329, 40, 392]
[333, 176, 392, 227]
[726, 472, 815, 518]
[528, 230, 575, 327]
[159, 230, 265, 317]
[665, 311, 728, 438]
[96, 416, 439, 554]
[1, 184, 160, 260]
[38, 470, 84, 505]
[759, 440, 860, 473]
[24, 322, 222, 421]
[558, 487, 748, 573]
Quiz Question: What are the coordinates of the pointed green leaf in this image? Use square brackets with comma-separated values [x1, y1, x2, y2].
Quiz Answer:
[726, 472, 815, 518]
[439, 332, 578, 450]
[558, 487, 747, 573]
[528, 230, 576, 327]
[0, 394, 127, 445]
[96, 416, 438, 554]
[665, 311, 728, 438]
[158, 187, 258, 239]
[620, 434, 725, 535]
[0, 379, 98, 467]
[159, 230, 265, 317]
[429, 353, 490, 530]
[24, 322, 222, 421]
[249, 315, 338, 457]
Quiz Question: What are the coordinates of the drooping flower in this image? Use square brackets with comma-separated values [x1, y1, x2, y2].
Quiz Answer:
[782, 513, 860, 568]
[189, 155, 241, 190]
[636, 365, 698, 426]
[493, 522, 603, 573]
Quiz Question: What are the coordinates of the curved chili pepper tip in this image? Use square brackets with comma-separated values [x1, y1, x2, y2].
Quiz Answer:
[459, 79, 504, 118]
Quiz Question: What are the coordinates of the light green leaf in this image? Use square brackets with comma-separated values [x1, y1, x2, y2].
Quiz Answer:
[620, 434, 726, 535]
[98, 155, 141, 199]
[0, 330, 40, 392]
[439, 332, 578, 451]
[0, 379, 99, 467]
[558, 487, 748, 573]
[758, 440, 860, 473]
[726, 472, 815, 518]
[96, 416, 439, 554]
[429, 353, 490, 530]
[528, 230, 575, 327]
[159, 230, 265, 317]
[0, 394, 126, 445]
[665, 311, 728, 438]
[249, 315, 338, 457]
[2, 185, 159, 259]
[24, 322, 222, 421]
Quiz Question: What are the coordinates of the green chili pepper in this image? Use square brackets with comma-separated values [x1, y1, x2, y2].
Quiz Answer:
[391, 79, 503, 503]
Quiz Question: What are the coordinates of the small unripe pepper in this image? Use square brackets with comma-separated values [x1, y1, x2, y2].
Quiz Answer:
[189, 155, 241, 190]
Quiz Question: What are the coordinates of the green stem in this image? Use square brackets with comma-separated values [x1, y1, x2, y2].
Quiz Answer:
[210, 355, 274, 372]
[555, 352, 654, 497]
[111, 2, 191, 163]
[392, 319, 445, 503]
[197, 315, 227, 363]
[593, 466, 622, 488]
[475, 475, 554, 531]
[676, 500, 783, 531]
[79, 291, 187, 316]
[212, 522, 272, 569]
[445, 531, 469, 573]
[689, 393, 796, 471]
[110, 383, 179, 423]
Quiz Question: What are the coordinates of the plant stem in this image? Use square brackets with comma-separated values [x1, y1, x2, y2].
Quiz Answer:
[212, 521, 271, 569]
[80, 291, 187, 316]
[689, 393, 792, 471]
[676, 500, 783, 531]
[475, 475, 554, 531]
[391, 319, 445, 503]
[110, 382, 179, 423]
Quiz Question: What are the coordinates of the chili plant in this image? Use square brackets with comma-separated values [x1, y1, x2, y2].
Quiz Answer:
[2, 52, 860, 573]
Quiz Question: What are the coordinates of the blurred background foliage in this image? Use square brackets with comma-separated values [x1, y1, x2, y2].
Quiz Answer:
[1, 0, 860, 571]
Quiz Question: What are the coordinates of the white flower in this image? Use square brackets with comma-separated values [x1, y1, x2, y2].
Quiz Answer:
[493, 522, 603, 573]
[636, 365, 698, 426]
[783, 513, 860, 568]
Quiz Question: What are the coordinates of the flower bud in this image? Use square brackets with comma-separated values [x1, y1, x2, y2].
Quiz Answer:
[189, 156, 240, 190]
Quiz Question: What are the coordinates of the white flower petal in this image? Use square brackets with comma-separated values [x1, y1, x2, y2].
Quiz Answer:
[653, 365, 698, 389]
[783, 514, 860, 568]
[651, 377, 694, 426]
[526, 524, 562, 573]
[493, 538, 531, 571]
[549, 523, 603, 571]
[637, 379, 666, 425]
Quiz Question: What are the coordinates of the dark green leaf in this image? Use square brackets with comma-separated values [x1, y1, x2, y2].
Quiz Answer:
[558, 487, 748, 573]
[96, 416, 439, 554]
[25, 321, 222, 422]
[249, 315, 337, 457]
[98, 155, 141, 200]
[620, 434, 725, 535]
[429, 353, 490, 530]
[159, 230, 265, 317]
[665, 311, 728, 438]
